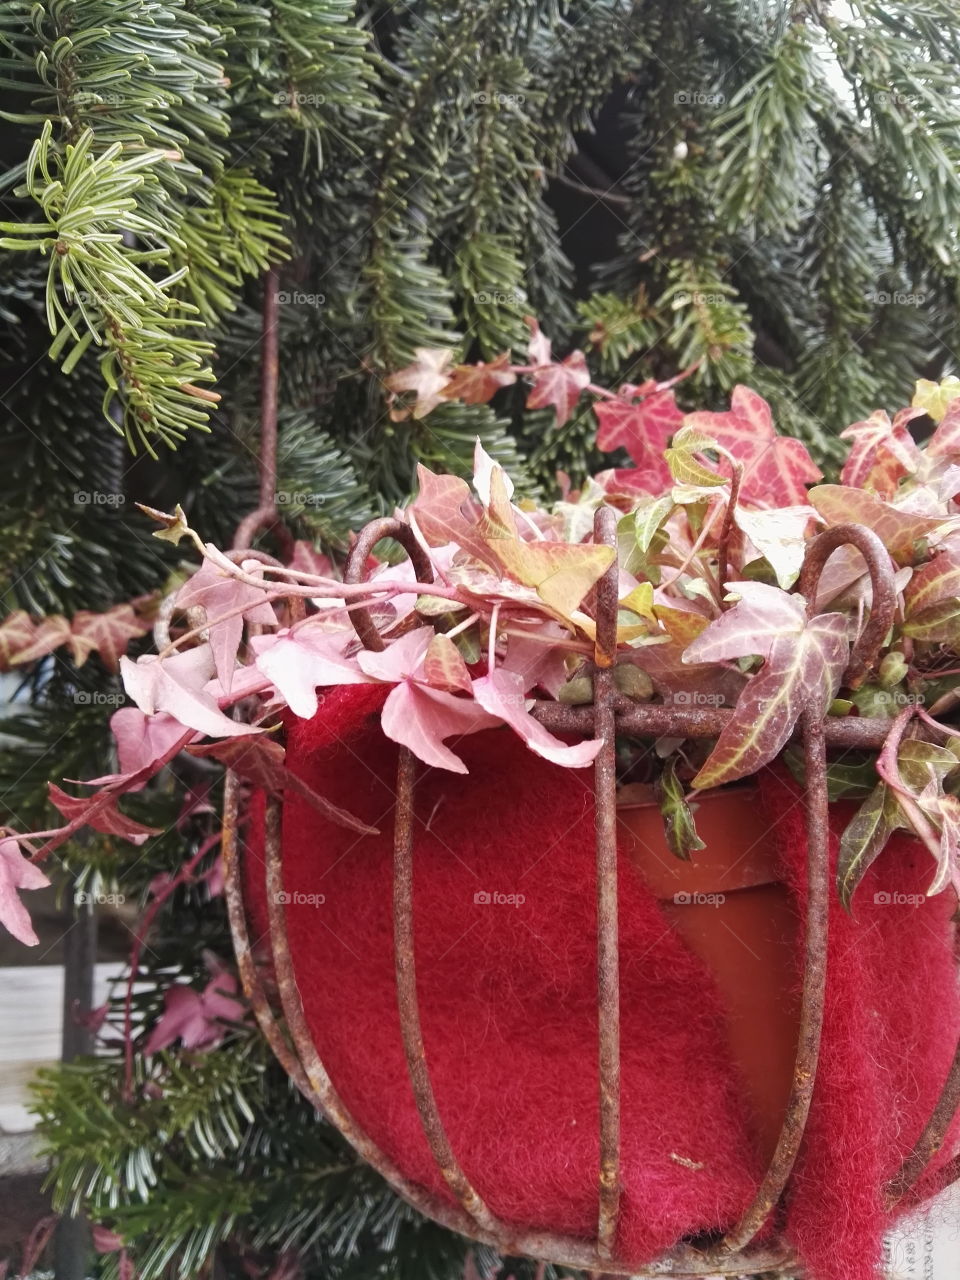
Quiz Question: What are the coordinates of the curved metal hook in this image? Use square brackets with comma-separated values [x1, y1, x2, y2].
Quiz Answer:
[343, 517, 435, 652]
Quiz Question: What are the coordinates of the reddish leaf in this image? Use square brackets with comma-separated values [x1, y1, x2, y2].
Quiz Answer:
[92, 1225, 125, 1254]
[69, 604, 151, 672]
[251, 628, 371, 719]
[110, 708, 196, 789]
[525, 349, 591, 428]
[409, 464, 501, 570]
[441, 353, 516, 404]
[839, 409, 920, 495]
[288, 540, 333, 578]
[682, 385, 822, 506]
[594, 383, 683, 483]
[384, 347, 455, 418]
[187, 736, 378, 835]
[902, 548, 960, 643]
[0, 835, 50, 946]
[808, 485, 960, 564]
[121, 646, 260, 738]
[144, 972, 246, 1054]
[49, 783, 160, 845]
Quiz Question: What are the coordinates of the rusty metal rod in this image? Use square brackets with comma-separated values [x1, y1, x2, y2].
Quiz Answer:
[531, 700, 920, 750]
[222, 774, 320, 1105]
[719, 706, 830, 1252]
[344, 516, 434, 651]
[593, 506, 622, 1261]
[886, 1036, 960, 1207]
[392, 745, 503, 1235]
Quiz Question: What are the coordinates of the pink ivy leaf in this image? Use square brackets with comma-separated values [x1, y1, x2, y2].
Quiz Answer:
[682, 385, 822, 507]
[48, 783, 160, 845]
[441, 353, 517, 405]
[593, 382, 683, 480]
[251, 628, 372, 719]
[526, 348, 591, 428]
[5, 613, 71, 667]
[839, 409, 921, 495]
[808, 485, 960, 564]
[472, 669, 603, 767]
[69, 604, 152, 672]
[501, 623, 571, 697]
[0, 835, 50, 946]
[355, 626, 433, 682]
[119, 1250, 136, 1280]
[380, 681, 500, 773]
[288, 540, 333, 578]
[121, 646, 260, 739]
[112, 708, 195, 789]
[144, 971, 246, 1055]
[176, 558, 277, 694]
[473, 438, 515, 506]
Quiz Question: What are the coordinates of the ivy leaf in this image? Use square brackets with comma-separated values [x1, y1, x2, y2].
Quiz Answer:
[659, 758, 706, 861]
[380, 681, 499, 773]
[423, 633, 473, 694]
[664, 426, 728, 487]
[0, 612, 40, 669]
[682, 385, 822, 506]
[902, 547, 960, 644]
[69, 604, 152, 672]
[593, 382, 683, 482]
[684, 583, 849, 788]
[525, 348, 591, 427]
[409, 464, 501, 571]
[48, 783, 160, 845]
[0, 835, 50, 947]
[384, 347, 454, 418]
[524, 315, 552, 366]
[144, 972, 247, 1055]
[808, 485, 960, 564]
[251, 628, 372, 719]
[734, 505, 819, 589]
[5, 614, 71, 667]
[441, 353, 516, 404]
[839, 408, 920, 495]
[927, 399, 960, 459]
[472, 669, 602, 768]
[492, 538, 615, 618]
[121, 647, 260, 738]
[177, 559, 278, 693]
[912, 375, 960, 424]
[837, 781, 902, 912]
[137, 502, 191, 545]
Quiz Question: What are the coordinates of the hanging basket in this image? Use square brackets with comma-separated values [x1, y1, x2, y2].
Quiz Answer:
[222, 512, 960, 1280]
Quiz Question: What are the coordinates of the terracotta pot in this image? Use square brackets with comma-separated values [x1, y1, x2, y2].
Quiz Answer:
[618, 787, 800, 1167]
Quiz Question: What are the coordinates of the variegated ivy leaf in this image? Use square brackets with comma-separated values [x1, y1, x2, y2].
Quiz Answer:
[664, 426, 727, 488]
[912, 375, 960, 425]
[902, 548, 960, 644]
[839, 409, 921, 496]
[808, 485, 960, 564]
[659, 757, 706, 861]
[683, 583, 849, 788]
[492, 538, 615, 620]
[837, 781, 903, 912]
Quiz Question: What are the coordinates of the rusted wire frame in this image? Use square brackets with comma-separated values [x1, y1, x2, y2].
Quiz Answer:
[718, 706, 830, 1254]
[343, 516, 434, 651]
[343, 515, 504, 1233]
[886, 1037, 960, 1206]
[592, 506, 622, 1260]
[221, 771, 319, 1105]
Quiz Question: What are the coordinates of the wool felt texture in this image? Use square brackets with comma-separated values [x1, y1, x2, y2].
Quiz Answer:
[241, 683, 960, 1280]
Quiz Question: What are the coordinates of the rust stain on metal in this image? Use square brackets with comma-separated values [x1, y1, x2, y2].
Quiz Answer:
[343, 517, 434, 651]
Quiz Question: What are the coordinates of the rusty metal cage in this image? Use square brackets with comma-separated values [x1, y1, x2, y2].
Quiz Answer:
[222, 510, 960, 1278]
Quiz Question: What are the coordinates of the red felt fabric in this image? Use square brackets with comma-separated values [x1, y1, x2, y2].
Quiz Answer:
[242, 684, 960, 1280]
